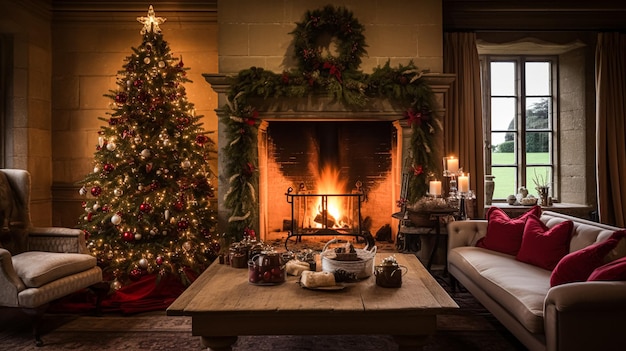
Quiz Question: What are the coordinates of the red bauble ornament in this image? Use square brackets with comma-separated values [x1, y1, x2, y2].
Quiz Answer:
[195, 135, 209, 145]
[90, 186, 102, 196]
[103, 163, 114, 172]
[129, 268, 143, 281]
[178, 219, 189, 230]
[174, 200, 184, 211]
[87, 212, 93, 222]
[139, 203, 152, 212]
[122, 231, 134, 242]
[156, 256, 164, 265]
[115, 93, 127, 104]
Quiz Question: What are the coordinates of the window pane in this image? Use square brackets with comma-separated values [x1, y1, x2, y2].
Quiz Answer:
[526, 97, 550, 129]
[491, 97, 516, 131]
[526, 132, 551, 156]
[491, 62, 515, 95]
[492, 132, 515, 161]
[527, 166, 551, 195]
[525, 62, 550, 96]
[492, 167, 516, 200]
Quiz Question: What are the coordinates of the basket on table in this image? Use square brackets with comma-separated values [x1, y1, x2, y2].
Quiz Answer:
[320, 238, 377, 279]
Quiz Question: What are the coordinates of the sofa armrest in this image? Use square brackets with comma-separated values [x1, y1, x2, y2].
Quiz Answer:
[0, 248, 26, 307]
[27, 227, 87, 254]
[544, 281, 626, 351]
[447, 220, 487, 251]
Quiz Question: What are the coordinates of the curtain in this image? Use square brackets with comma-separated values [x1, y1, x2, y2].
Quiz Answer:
[596, 32, 626, 226]
[443, 32, 485, 218]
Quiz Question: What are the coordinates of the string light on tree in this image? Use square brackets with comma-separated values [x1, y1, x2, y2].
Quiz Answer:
[76, 6, 218, 288]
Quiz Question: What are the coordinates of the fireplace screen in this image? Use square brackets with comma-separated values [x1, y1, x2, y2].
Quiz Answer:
[285, 183, 364, 248]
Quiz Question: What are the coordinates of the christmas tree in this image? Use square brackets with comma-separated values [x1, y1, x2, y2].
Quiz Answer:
[77, 6, 218, 289]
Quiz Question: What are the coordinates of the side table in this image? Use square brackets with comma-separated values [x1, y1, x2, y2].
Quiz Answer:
[392, 209, 456, 271]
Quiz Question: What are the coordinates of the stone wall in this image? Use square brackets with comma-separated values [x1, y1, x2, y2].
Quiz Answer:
[0, 0, 53, 225]
[217, 0, 443, 75]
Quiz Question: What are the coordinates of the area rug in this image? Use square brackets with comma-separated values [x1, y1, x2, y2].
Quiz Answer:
[0, 273, 527, 351]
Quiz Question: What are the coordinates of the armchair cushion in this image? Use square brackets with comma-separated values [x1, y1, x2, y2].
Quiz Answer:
[12, 252, 97, 288]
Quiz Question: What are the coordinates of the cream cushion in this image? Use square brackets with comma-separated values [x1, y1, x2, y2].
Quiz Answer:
[12, 251, 97, 288]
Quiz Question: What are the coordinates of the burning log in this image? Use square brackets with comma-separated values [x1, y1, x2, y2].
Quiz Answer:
[314, 210, 336, 228]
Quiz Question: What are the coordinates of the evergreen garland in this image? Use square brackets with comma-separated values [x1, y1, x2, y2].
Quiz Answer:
[221, 6, 438, 241]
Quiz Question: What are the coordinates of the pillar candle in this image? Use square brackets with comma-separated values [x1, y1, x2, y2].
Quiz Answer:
[458, 173, 469, 193]
[447, 157, 459, 173]
[429, 180, 442, 196]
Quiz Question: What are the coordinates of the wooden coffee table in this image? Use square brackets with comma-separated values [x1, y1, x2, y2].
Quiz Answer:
[168, 253, 457, 350]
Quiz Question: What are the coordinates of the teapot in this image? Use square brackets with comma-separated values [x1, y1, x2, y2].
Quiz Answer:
[374, 256, 407, 288]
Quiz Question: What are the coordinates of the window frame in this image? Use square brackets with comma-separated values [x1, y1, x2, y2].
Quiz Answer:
[481, 54, 559, 201]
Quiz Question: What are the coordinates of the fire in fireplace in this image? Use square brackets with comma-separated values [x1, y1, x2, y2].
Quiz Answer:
[261, 120, 396, 243]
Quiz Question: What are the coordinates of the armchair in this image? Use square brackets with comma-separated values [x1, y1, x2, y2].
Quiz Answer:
[0, 169, 103, 346]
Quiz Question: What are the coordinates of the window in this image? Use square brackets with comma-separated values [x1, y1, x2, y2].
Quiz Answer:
[482, 56, 557, 201]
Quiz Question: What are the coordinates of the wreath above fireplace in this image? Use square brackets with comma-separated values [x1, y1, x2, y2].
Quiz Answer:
[221, 5, 438, 240]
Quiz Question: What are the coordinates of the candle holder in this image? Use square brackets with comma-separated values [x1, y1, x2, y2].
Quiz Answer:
[458, 192, 467, 220]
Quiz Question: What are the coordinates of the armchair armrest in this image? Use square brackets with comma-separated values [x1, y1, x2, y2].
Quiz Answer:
[447, 220, 487, 251]
[0, 248, 26, 307]
[544, 281, 626, 351]
[28, 227, 87, 254]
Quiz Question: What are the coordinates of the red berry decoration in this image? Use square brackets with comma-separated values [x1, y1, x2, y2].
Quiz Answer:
[122, 231, 134, 242]
[90, 186, 102, 196]
[139, 203, 152, 212]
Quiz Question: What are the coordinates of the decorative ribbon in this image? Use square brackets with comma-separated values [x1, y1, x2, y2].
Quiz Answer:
[405, 109, 423, 127]
[412, 164, 423, 176]
[323, 61, 342, 83]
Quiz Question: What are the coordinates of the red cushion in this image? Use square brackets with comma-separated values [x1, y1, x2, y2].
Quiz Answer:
[476, 205, 542, 256]
[588, 256, 626, 281]
[550, 230, 626, 286]
[515, 215, 573, 270]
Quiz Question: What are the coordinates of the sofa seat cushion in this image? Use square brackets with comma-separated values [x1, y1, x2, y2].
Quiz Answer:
[449, 246, 550, 333]
[12, 251, 97, 288]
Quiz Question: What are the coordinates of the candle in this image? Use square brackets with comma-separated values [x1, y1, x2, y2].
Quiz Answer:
[447, 157, 459, 174]
[458, 173, 470, 193]
[429, 180, 442, 196]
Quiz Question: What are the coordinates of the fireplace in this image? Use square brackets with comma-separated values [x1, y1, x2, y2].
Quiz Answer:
[205, 74, 454, 243]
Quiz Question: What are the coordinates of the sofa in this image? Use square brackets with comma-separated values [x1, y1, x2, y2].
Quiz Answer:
[447, 210, 626, 351]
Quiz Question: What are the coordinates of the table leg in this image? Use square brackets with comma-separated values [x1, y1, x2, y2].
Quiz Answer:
[201, 336, 238, 351]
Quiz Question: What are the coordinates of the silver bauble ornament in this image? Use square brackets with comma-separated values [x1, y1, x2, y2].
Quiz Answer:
[106, 142, 117, 151]
[140, 149, 151, 158]
[111, 214, 122, 225]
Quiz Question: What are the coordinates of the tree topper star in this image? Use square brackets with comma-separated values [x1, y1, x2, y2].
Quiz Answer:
[137, 5, 166, 34]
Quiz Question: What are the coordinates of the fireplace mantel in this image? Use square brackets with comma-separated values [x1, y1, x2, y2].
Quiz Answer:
[204, 72, 455, 237]
[204, 73, 455, 119]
